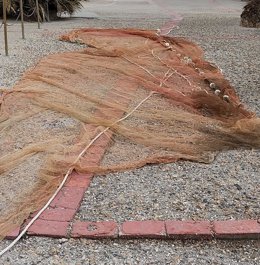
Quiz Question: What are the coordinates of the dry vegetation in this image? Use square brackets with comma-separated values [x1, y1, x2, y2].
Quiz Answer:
[241, 0, 260, 27]
[0, 0, 87, 21]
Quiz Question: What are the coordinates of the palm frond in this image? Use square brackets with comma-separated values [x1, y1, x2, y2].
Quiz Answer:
[241, 0, 260, 28]
[0, 0, 88, 21]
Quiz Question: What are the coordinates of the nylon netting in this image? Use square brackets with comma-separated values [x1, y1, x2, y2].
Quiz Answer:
[0, 28, 259, 238]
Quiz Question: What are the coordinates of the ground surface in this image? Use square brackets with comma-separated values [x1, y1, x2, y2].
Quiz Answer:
[0, 0, 259, 264]
[75, 0, 244, 18]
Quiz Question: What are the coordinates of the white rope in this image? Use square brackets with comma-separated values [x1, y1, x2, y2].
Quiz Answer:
[159, 10, 183, 36]
[122, 56, 174, 87]
[0, 91, 155, 257]
[151, 49, 192, 87]
[162, 25, 177, 36]
[151, 49, 209, 95]
[122, 56, 158, 80]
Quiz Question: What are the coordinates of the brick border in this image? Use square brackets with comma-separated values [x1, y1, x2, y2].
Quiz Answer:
[8, 219, 259, 240]
[70, 220, 260, 240]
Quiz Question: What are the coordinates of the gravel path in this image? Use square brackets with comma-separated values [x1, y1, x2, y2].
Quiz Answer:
[78, 150, 259, 222]
[0, 237, 259, 265]
[0, 6, 259, 265]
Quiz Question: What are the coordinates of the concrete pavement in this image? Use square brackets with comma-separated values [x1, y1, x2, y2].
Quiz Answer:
[73, 0, 244, 18]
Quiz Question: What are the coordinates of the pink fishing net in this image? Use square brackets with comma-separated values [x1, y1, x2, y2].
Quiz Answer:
[0, 28, 259, 238]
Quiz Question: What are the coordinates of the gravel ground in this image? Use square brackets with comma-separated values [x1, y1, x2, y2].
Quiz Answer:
[0, 8, 259, 265]
[78, 150, 259, 222]
[0, 237, 259, 265]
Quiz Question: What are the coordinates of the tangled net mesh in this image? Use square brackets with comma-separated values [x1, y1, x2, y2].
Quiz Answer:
[0, 28, 259, 238]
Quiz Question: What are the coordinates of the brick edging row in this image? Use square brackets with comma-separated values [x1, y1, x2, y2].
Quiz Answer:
[7, 219, 260, 240]
[72, 219, 260, 240]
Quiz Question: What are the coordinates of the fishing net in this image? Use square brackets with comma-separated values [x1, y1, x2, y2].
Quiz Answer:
[0, 28, 259, 238]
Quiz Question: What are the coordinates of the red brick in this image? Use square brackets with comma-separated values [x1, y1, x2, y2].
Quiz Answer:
[120, 221, 166, 238]
[94, 133, 112, 149]
[5, 227, 20, 240]
[65, 172, 92, 188]
[79, 137, 112, 168]
[86, 145, 107, 157]
[79, 159, 99, 168]
[83, 124, 98, 134]
[82, 153, 103, 166]
[165, 221, 213, 239]
[213, 220, 260, 239]
[50, 187, 85, 209]
[32, 208, 77, 222]
[27, 220, 69, 237]
[71, 221, 118, 238]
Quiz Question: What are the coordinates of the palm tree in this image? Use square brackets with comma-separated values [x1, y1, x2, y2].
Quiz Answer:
[0, 0, 87, 21]
[241, 0, 260, 28]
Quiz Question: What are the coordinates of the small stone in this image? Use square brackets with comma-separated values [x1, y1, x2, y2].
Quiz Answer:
[58, 238, 68, 244]
[234, 184, 242, 190]
[50, 247, 58, 255]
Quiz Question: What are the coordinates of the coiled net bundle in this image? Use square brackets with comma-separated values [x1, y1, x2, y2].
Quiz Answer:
[0, 28, 259, 238]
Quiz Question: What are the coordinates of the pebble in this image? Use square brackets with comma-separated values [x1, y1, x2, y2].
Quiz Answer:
[58, 238, 68, 244]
